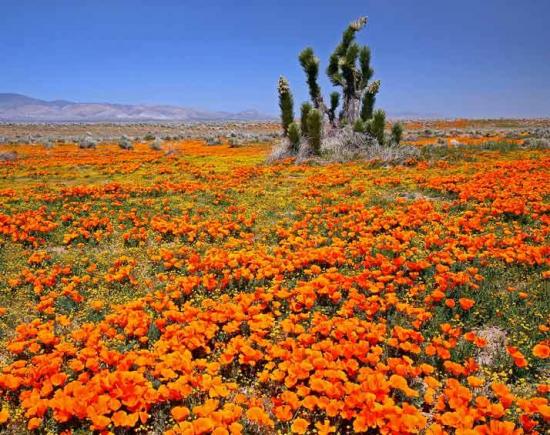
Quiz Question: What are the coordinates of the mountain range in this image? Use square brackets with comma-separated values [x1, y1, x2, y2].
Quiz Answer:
[0, 93, 275, 122]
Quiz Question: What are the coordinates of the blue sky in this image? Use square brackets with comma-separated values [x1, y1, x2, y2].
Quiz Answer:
[1, 0, 549, 117]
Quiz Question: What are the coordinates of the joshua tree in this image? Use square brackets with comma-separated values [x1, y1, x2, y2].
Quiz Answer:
[326, 17, 378, 125]
[296, 17, 380, 126]
[300, 103, 312, 137]
[307, 109, 323, 155]
[287, 122, 301, 153]
[360, 80, 380, 123]
[278, 76, 294, 136]
[328, 92, 340, 126]
[299, 48, 326, 113]
[278, 16, 396, 154]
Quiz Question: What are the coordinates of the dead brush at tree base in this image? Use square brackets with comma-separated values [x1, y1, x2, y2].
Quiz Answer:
[322, 127, 419, 163]
[269, 126, 420, 164]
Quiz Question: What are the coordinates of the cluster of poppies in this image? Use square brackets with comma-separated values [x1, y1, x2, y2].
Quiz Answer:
[0, 140, 548, 433]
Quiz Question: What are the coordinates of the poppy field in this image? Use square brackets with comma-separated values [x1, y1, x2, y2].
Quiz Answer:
[0, 139, 548, 434]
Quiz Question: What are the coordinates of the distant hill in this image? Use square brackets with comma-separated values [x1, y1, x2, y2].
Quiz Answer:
[0, 93, 275, 122]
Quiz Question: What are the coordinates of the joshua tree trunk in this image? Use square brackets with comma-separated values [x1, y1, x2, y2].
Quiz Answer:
[342, 93, 361, 125]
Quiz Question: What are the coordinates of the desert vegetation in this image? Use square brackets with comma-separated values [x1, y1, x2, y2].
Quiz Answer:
[275, 17, 409, 162]
[0, 125, 548, 433]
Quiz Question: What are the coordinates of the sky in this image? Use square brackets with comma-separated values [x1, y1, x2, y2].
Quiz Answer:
[1, 0, 549, 118]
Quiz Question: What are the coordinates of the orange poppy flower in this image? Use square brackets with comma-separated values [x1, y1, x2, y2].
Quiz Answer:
[532, 343, 549, 358]
[171, 406, 190, 421]
[27, 417, 42, 430]
[389, 374, 418, 397]
[467, 376, 485, 387]
[111, 410, 138, 427]
[0, 408, 9, 424]
[90, 300, 104, 311]
[458, 298, 475, 310]
[193, 417, 215, 434]
[315, 419, 335, 434]
[90, 414, 110, 430]
[291, 418, 309, 434]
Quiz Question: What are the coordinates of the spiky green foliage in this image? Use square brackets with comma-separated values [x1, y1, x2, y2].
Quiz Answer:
[391, 122, 404, 145]
[359, 46, 373, 86]
[328, 92, 340, 125]
[360, 93, 375, 122]
[287, 122, 301, 153]
[299, 48, 324, 111]
[327, 18, 367, 86]
[368, 109, 386, 145]
[360, 80, 380, 121]
[307, 109, 323, 155]
[278, 16, 387, 150]
[353, 119, 367, 133]
[278, 76, 295, 136]
[326, 16, 379, 124]
[300, 103, 312, 137]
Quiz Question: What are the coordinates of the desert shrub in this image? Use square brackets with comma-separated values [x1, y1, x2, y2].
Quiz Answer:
[417, 140, 547, 162]
[367, 109, 386, 145]
[523, 138, 549, 149]
[205, 136, 222, 146]
[149, 138, 163, 151]
[143, 132, 156, 141]
[267, 141, 294, 162]
[228, 138, 244, 148]
[79, 138, 97, 149]
[391, 122, 404, 145]
[118, 136, 134, 150]
[481, 142, 520, 152]
[353, 119, 367, 133]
